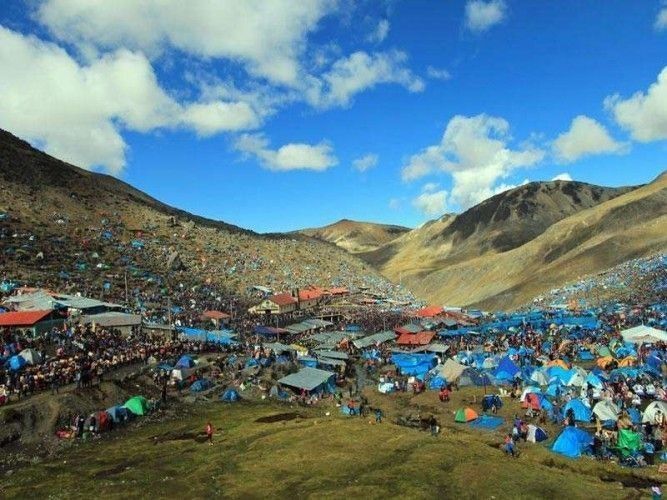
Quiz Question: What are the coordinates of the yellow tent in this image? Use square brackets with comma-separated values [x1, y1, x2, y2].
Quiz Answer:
[596, 356, 615, 369]
[618, 356, 636, 367]
[546, 359, 568, 369]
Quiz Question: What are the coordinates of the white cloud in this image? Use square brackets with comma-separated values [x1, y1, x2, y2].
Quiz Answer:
[352, 153, 378, 172]
[307, 50, 424, 108]
[413, 185, 448, 217]
[402, 114, 544, 209]
[234, 133, 337, 172]
[367, 19, 390, 43]
[426, 66, 451, 81]
[422, 182, 440, 193]
[552, 115, 626, 163]
[0, 26, 258, 174]
[464, 0, 507, 33]
[655, 7, 667, 31]
[493, 178, 529, 195]
[551, 173, 573, 181]
[605, 66, 667, 142]
[36, 0, 335, 86]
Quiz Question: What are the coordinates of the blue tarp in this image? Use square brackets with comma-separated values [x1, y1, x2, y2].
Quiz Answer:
[552, 427, 593, 458]
[469, 415, 504, 429]
[8, 355, 26, 371]
[391, 353, 437, 377]
[106, 405, 130, 423]
[494, 356, 520, 381]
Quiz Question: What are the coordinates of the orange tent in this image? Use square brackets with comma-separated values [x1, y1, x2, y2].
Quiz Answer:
[546, 359, 568, 369]
[454, 407, 479, 423]
[618, 356, 636, 367]
[596, 356, 615, 369]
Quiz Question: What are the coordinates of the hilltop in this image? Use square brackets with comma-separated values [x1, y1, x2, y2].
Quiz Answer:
[362, 176, 667, 309]
[0, 129, 400, 300]
[298, 219, 410, 253]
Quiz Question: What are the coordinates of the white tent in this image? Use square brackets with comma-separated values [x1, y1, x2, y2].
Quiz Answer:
[592, 399, 619, 422]
[18, 348, 42, 365]
[526, 424, 548, 443]
[621, 325, 667, 344]
[642, 401, 667, 424]
[566, 372, 586, 387]
[439, 358, 466, 382]
[530, 370, 549, 386]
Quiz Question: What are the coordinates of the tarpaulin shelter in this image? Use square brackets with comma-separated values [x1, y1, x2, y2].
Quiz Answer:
[642, 401, 667, 423]
[439, 358, 466, 382]
[190, 379, 213, 392]
[494, 356, 520, 381]
[469, 415, 503, 429]
[391, 353, 437, 377]
[552, 427, 593, 458]
[18, 348, 42, 365]
[616, 429, 642, 458]
[278, 367, 335, 393]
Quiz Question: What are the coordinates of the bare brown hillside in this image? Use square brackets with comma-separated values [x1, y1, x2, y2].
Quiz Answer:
[298, 219, 410, 253]
[363, 176, 666, 310]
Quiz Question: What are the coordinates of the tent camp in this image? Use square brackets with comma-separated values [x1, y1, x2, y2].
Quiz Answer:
[221, 388, 240, 402]
[391, 354, 437, 377]
[278, 367, 334, 393]
[552, 427, 593, 458]
[562, 399, 592, 422]
[620, 325, 667, 344]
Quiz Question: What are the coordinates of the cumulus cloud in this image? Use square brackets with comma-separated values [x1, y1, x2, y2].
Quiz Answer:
[402, 114, 544, 209]
[367, 19, 390, 43]
[413, 185, 448, 217]
[426, 66, 451, 81]
[307, 50, 424, 108]
[552, 115, 626, 163]
[655, 7, 667, 31]
[352, 153, 378, 172]
[36, 0, 335, 85]
[605, 66, 667, 142]
[234, 133, 337, 172]
[552, 173, 573, 181]
[0, 26, 258, 174]
[464, 0, 507, 33]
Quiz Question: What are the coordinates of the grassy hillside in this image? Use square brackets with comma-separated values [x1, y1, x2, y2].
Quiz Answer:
[2, 390, 662, 499]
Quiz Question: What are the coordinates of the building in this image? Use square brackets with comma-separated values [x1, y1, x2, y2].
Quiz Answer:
[0, 310, 65, 336]
[249, 293, 298, 315]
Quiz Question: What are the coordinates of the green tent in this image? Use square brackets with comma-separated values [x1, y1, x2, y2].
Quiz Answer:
[123, 396, 150, 416]
[454, 407, 478, 423]
[616, 429, 642, 457]
[596, 345, 612, 357]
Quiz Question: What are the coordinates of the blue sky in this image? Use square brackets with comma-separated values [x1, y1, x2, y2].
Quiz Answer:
[1, 1, 666, 232]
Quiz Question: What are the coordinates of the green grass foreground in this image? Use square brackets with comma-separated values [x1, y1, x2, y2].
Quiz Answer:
[2, 397, 664, 499]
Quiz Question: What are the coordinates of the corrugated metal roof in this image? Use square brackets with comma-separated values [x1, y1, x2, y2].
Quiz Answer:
[278, 367, 334, 391]
[313, 350, 349, 360]
[352, 331, 396, 349]
[80, 312, 142, 327]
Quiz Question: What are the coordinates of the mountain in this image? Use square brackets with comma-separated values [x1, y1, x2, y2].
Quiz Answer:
[298, 219, 410, 253]
[0, 129, 397, 301]
[362, 176, 667, 310]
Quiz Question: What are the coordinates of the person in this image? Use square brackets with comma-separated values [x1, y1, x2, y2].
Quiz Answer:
[375, 408, 383, 424]
[205, 421, 214, 446]
[439, 386, 450, 402]
[503, 434, 516, 457]
[429, 415, 439, 436]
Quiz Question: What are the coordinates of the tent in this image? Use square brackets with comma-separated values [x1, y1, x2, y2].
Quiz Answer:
[585, 373, 604, 389]
[546, 359, 568, 369]
[391, 354, 437, 377]
[493, 356, 520, 381]
[175, 355, 196, 369]
[552, 427, 593, 458]
[439, 358, 467, 382]
[123, 396, 150, 416]
[482, 394, 502, 412]
[562, 399, 592, 422]
[620, 325, 667, 343]
[190, 379, 213, 393]
[616, 429, 642, 458]
[522, 393, 543, 411]
[454, 407, 479, 423]
[642, 401, 667, 424]
[527, 424, 548, 443]
[469, 415, 503, 430]
[530, 370, 549, 386]
[18, 348, 42, 365]
[220, 388, 240, 402]
[106, 405, 130, 423]
[592, 400, 619, 422]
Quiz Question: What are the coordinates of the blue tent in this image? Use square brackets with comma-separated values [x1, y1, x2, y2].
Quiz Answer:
[494, 356, 520, 381]
[469, 415, 503, 430]
[552, 427, 593, 458]
[482, 394, 503, 411]
[585, 373, 604, 389]
[220, 388, 240, 402]
[106, 405, 130, 423]
[578, 350, 595, 361]
[175, 355, 196, 369]
[391, 354, 437, 377]
[8, 355, 26, 371]
[190, 379, 213, 392]
[530, 426, 549, 442]
[563, 399, 592, 422]
[627, 407, 642, 425]
[547, 366, 573, 385]
[428, 375, 448, 390]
